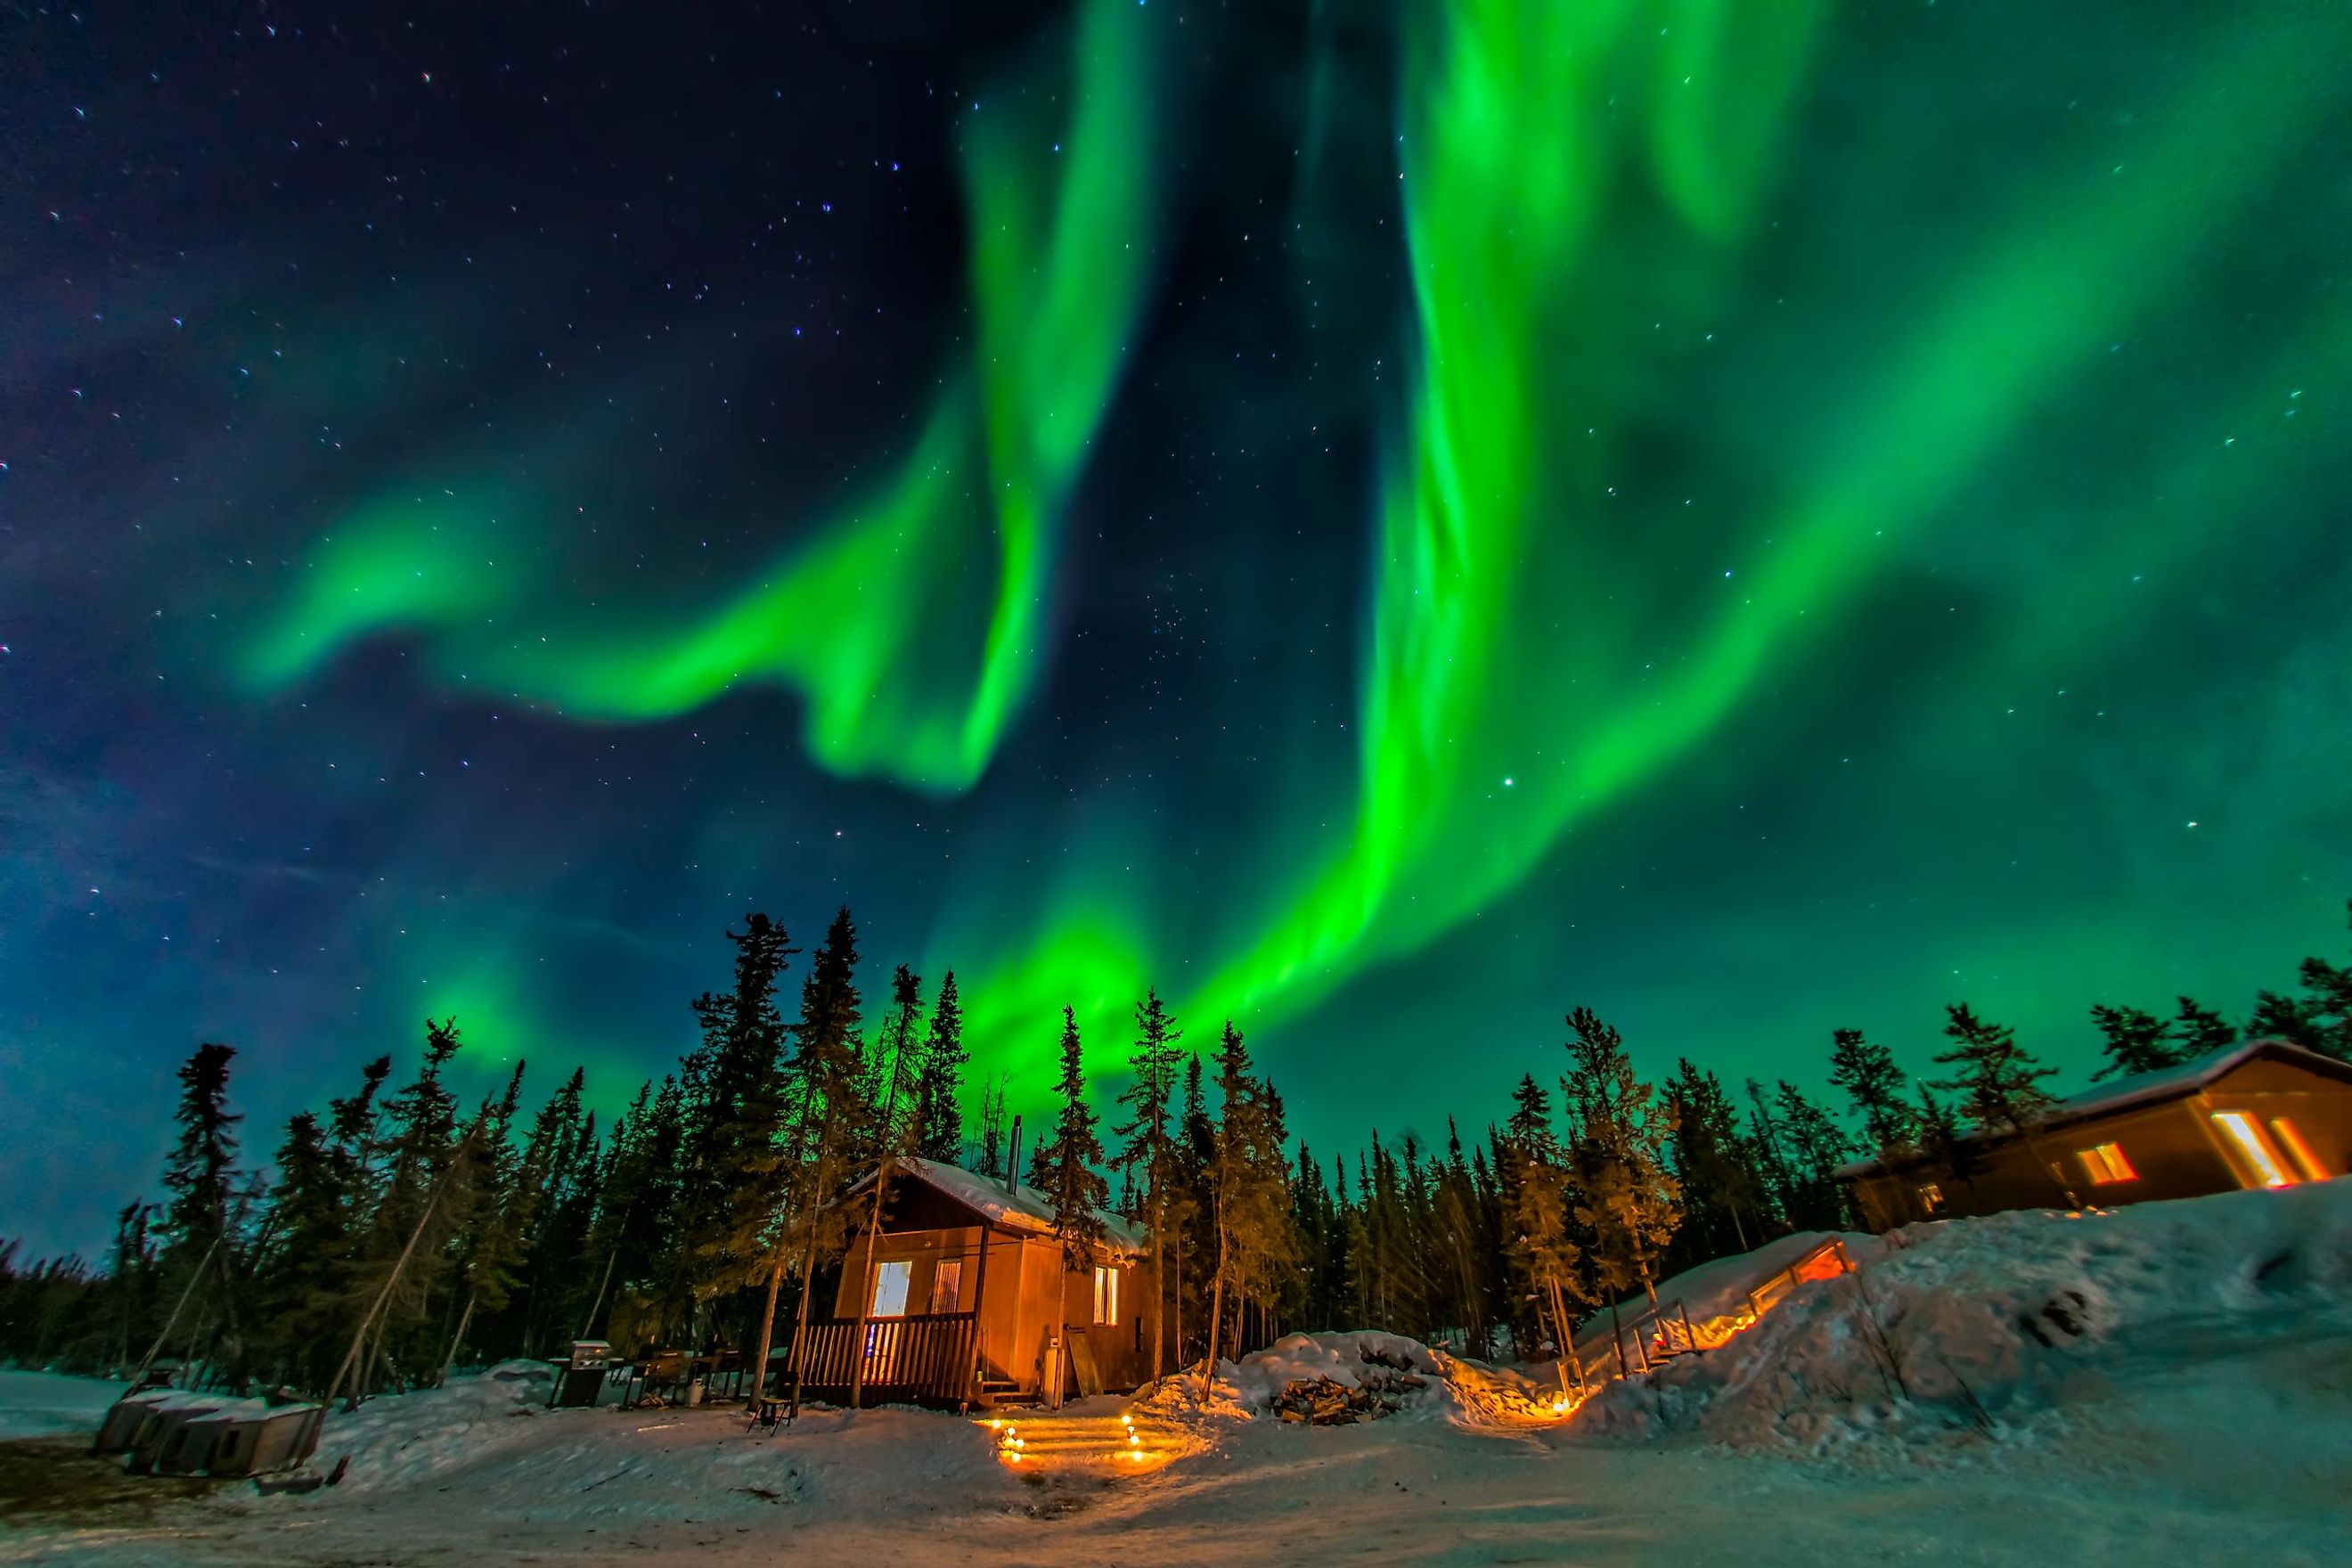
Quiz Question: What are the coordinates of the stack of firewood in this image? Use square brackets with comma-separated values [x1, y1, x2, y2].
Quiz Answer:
[1271, 1350, 1428, 1425]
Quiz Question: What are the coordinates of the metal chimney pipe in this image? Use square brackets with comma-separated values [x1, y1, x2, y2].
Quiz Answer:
[1004, 1115, 1024, 1194]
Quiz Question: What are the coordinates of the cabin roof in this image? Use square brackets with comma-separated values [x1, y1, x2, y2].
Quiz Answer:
[1836, 1036, 2352, 1179]
[846, 1155, 1148, 1254]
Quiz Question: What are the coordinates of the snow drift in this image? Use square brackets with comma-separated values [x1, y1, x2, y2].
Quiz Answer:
[1580, 1179, 2352, 1454]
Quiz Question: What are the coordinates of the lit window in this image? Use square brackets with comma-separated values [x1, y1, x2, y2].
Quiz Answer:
[2270, 1119, 2328, 1182]
[1915, 1182, 1944, 1214]
[928, 1258, 964, 1315]
[1092, 1265, 1119, 1326]
[2210, 1112, 2294, 1188]
[870, 1259, 912, 1317]
[2078, 1143, 2137, 1184]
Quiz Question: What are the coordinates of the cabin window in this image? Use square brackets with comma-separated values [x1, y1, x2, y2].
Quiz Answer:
[1092, 1265, 1119, 1326]
[1915, 1182, 1945, 1214]
[928, 1258, 964, 1315]
[2270, 1118, 2328, 1181]
[870, 1259, 912, 1318]
[2078, 1142, 2137, 1184]
[2210, 1111, 2294, 1188]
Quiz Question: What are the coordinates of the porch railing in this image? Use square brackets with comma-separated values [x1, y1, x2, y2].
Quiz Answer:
[786, 1311, 979, 1409]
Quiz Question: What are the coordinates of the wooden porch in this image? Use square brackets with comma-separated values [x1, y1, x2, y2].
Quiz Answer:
[784, 1310, 981, 1409]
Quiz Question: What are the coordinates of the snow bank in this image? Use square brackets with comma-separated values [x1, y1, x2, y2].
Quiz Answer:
[1580, 1180, 2352, 1455]
[290, 1361, 1017, 1528]
[0, 1370, 131, 1440]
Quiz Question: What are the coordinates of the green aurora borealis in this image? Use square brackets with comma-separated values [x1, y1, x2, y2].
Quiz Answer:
[5, 0, 2349, 1253]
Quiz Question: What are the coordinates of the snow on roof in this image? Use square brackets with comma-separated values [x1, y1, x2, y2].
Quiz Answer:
[846, 1155, 1147, 1254]
[1838, 1036, 2352, 1178]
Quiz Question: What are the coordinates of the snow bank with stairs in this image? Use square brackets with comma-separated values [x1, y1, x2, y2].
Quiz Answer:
[1579, 1179, 2352, 1455]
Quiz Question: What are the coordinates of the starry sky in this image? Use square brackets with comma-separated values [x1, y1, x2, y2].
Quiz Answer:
[6, 0, 2349, 1260]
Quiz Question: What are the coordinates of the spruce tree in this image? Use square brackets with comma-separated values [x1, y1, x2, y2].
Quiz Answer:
[153, 1043, 243, 1381]
[2088, 1004, 2181, 1080]
[1559, 1008, 1679, 1321]
[1770, 1081, 1854, 1229]
[1932, 1003, 2072, 1205]
[2172, 996, 2238, 1057]
[1203, 1022, 1295, 1369]
[1499, 1074, 1587, 1386]
[1113, 987, 1184, 1376]
[1931, 1004, 2060, 1132]
[1040, 1007, 1109, 1275]
[776, 908, 866, 1407]
[1663, 1061, 1760, 1257]
[675, 912, 796, 1305]
[912, 971, 968, 1164]
[1826, 1028, 1916, 1153]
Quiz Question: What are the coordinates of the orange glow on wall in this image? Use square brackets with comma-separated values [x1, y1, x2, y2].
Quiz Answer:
[2269, 1119, 2328, 1182]
[2211, 1111, 2294, 1188]
[2078, 1142, 2137, 1184]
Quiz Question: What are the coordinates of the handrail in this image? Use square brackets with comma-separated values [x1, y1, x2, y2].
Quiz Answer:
[1576, 1235, 1856, 1385]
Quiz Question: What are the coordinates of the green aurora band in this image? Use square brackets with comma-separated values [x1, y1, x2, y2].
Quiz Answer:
[241, 1, 2352, 1097]
[246, 0, 1163, 793]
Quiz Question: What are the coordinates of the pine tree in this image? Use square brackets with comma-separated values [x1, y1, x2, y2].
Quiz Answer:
[1559, 1008, 1679, 1327]
[1498, 1074, 1587, 1388]
[2172, 996, 2238, 1056]
[248, 1112, 347, 1388]
[1826, 1028, 1916, 1153]
[1770, 1081, 1854, 1229]
[1911, 1084, 1986, 1211]
[1663, 1061, 1760, 1258]
[1203, 1022, 1295, 1370]
[1040, 1007, 1110, 1278]
[1113, 987, 1184, 1376]
[912, 971, 968, 1164]
[1932, 1003, 2072, 1205]
[674, 913, 796, 1306]
[777, 909, 867, 1406]
[2088, 1004, 2181, 1080]
[1931, 1004, 2060, 1132]
[153, 1043, 243, 1380]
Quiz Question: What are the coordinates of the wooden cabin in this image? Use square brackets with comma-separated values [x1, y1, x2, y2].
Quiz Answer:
[1841, 1038, 2352, 1228]
[784, 1156, 1156, 1410]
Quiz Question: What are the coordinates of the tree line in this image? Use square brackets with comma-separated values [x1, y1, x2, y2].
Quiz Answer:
[3, 902, 2346, 1388]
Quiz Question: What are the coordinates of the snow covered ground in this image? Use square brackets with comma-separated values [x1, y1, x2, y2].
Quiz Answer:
[0, 1371, 127, 1441]
[5, 1180, 2348, 1565]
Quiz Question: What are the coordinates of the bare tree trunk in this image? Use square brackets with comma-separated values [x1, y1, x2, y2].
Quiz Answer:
[580, 1243, 620, 1342]
[1203, 1213, 1229, 1374]
[747, 1243, 788, 1405]
[784, 1143, 835, 1421]
[846, 1162, 891, 1410]
[437, 1288, 478, 1387]
[322, 1122, 479, 1412]
[135, 1236, 221, 1384]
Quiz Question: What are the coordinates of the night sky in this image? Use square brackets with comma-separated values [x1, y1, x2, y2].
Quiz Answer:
[6, 1, 2348, 1261]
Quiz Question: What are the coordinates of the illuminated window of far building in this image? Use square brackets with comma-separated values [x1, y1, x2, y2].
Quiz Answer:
[2078, 1142, 2137, 1184]
[2210, 1111, 2294, 1188]
[1092, 1264, 1119, 1325]
[2269, 1119, 2329, 1182]
[1915, 1182, 1945, 1214]
[927, 1258, 964, 1315]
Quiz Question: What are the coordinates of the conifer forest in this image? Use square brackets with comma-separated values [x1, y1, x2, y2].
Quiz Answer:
[5, 902, 2348, 1397]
